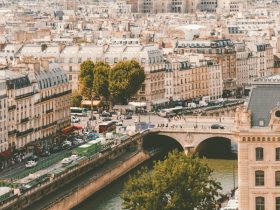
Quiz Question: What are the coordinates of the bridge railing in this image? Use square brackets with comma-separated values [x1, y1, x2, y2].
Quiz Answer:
[149, 127, 235, 133]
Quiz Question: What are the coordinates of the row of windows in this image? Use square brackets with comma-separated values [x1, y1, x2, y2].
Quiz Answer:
[256, 197, 280, 210]
[256, 147, 280, 161]
[255, 170, 280, 186]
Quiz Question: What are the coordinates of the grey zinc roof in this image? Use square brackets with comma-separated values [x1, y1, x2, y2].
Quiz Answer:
[248, 85, 280, 127]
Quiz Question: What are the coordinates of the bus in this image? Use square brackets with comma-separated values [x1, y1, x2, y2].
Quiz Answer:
[70, 107, 88, 117]
[158, 106, 183, 118]
[98, 121, 116, 133]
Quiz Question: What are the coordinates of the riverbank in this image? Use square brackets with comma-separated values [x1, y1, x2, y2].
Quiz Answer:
[74, 158, 238, 210]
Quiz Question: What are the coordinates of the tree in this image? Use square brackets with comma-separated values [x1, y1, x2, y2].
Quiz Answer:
[93, 62, 110, 99]
[71, 90, 82, 107]
[79, 60, 94, 99]
[109, 60, 145, 104]
[121, 150, 222, 210]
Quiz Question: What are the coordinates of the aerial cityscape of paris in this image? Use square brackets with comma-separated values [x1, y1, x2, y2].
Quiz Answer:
[0, 0, 280, 209]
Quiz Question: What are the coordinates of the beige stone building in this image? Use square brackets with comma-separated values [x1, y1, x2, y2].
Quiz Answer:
[236, 75, 280, 210]
[0, 78, 7, 153]
[0, 62, 71, 156]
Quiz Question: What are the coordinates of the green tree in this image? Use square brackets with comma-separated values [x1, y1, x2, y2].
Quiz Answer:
[79, 60, 94, 99]
[93, 62, 110, 99]
[109, 60, 145, 104]
[121, 150, 222, 210]
[71, 90, 82, 107]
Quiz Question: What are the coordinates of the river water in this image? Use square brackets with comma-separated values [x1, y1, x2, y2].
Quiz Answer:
[73, 157, 237, 210]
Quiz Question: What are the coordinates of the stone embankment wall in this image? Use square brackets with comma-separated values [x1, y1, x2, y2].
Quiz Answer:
[45, 151, 150, 210]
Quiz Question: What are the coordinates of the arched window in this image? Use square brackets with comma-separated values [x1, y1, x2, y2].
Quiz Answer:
[256, 197, 265, 210]
[255, 170, 264, 186]
[276, 147, 280, 161]
[256, 147, 264, 161]
[276, 197, 280, 210]
[276, 171, 280, 186]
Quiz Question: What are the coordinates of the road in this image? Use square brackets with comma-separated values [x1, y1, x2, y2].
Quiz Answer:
[1, 113, 234, 179]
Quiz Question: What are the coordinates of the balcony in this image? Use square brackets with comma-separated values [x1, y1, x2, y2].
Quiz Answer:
[15, 92, 34, 100]
[20, 117, 29, 124]
[8, 129, 17, 136]
[8, 105, 16, 111]
[42, 121, 57, 129]
[46, 108, 54, 114]
[16, 128, 34, 137]
[41, 90, 72, 102]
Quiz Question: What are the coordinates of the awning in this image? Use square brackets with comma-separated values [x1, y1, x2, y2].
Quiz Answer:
[73, 124, 82, 130]
[151, 98, 169, 105]
[81, 100, 101, 107]
[128, 102, 147, 107]
[61, 125, 75, 134]
[0, 149, 12, 159]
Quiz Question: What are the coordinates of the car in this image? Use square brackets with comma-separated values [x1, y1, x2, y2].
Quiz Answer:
[102, 117, 112, 121]
[71, 116, 80, 123]
[123, 115, 132, 120]
[61, 157, 73, 165]
[211, 124, 224, 129]
[27, 155, 39, 162]
[73, 138, 84, 145]
[116, 121, 123, 126]
[101, 111, 111, 117]
[25, 160, 37, 168]
[62, 141, 72, 149]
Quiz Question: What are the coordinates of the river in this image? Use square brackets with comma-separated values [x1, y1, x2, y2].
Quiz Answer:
[73, 157, 237, 210]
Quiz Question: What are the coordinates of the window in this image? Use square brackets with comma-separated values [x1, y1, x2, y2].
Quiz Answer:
[69, 66, 72, 72]
[255, 170, 264, 186]
[256, 147, 263, 161]
[256, 197, 264, 210]
[276, 148, 280, 161]
[69, 75, 72, 81]
[276, 197, 280, 210]
[276, 171, 280, 186]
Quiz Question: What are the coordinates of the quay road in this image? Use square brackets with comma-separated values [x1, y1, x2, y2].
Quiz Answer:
[22, 149, 142, 210]
[0, 114, 234, 179]
[0, 150, 67, 179]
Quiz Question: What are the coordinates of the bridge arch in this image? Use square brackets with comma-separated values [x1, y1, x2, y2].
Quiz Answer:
[194, 136, 237, 159]
[143, 133, 184, 152]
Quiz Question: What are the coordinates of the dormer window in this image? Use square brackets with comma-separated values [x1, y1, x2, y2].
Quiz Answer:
[275, 110, 280, 117]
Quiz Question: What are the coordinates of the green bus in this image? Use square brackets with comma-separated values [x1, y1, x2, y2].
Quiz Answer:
[70, 107, 88, 117]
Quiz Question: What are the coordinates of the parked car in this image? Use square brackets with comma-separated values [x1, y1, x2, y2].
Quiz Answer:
[73, 138, 84, 145]
[62, 141, 72, 149]
[116, 121, 123, 126]
[102, 117, 112, 121]
[71, 116, 80, 123]
[25, 160, 37, 168]
[123, 114, 132, 120]
[211, 124, 224, 129]
[101, 111, 111, 117]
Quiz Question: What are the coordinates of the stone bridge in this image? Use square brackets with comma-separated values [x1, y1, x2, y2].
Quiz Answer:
[141, 127, 238, 155]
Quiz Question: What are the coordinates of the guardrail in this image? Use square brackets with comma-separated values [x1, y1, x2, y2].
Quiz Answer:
[1, 132, 143, 209]
[10, 151, 72, 180]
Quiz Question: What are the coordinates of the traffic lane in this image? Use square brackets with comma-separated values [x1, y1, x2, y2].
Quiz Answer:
[0, 150, 67, 178]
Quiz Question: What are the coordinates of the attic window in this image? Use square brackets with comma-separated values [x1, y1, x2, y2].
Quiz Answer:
[276, 110, 280, 118]
[259, 120, 265, 127]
